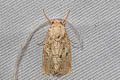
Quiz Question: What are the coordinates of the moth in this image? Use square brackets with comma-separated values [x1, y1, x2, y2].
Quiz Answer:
[14, 9, 82, 80]
[41, 10, 72, 75]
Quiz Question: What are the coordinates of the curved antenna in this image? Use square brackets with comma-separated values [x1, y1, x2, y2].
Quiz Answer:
[65, 21, 83, 50]
[43, 9, 51, 24]
[13, 21, 49, 80]
[63, 10, 70, 23]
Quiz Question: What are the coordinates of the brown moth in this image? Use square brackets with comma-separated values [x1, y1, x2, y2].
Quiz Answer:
[14, 9, 83, 80]
[42, 10, 72, 75]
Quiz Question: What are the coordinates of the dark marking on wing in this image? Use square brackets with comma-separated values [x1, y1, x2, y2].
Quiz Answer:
[66, 52, 68, 56]
[60, 22, 63, 25]
[60, 55, 62, 58]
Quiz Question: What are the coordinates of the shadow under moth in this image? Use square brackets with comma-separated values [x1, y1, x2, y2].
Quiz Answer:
[14, 9, 83, 80]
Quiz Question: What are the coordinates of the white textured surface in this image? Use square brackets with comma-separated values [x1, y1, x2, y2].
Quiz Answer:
[1, 0, 120, 80]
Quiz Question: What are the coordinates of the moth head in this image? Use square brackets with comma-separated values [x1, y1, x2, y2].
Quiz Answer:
[43, 9, 70, 25]
[51, 19, 64, 26]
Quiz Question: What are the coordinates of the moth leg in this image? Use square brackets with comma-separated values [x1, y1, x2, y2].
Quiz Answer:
[70, 40, 77, 45]
[37, 42, 43, 46]
[70, 40, 81, 49]
[71, 44, 81, 49]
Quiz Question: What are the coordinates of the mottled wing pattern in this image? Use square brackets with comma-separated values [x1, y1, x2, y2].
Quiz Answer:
[42, 31, 72, 75]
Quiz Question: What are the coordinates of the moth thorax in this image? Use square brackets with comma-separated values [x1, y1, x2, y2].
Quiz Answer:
[49, 24, 65, 40]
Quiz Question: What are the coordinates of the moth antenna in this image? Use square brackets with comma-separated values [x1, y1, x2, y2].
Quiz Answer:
[66, 21, 83, 50]
[63, 10, 70, 23]
[13, 21, 49, 80]
[43, 9, 51, 24]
